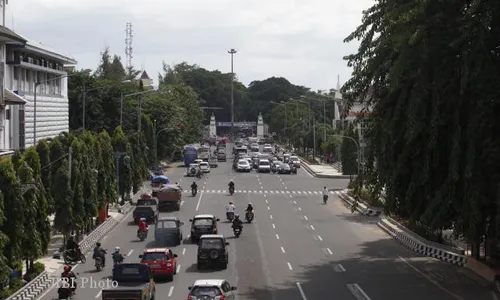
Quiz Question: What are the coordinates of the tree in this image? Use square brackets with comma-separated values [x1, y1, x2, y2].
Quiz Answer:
[52, 161, 72, 235]
[112, 127, 132, 201]
[97, 131, 117, 208]
[0, 158, 24, 266]
[36, 140, 53, 213]
[340, 125, 359, 176]
[0, 192, 12, 286]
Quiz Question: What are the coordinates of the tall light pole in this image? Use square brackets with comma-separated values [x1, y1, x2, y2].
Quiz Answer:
[228, 49, 237, 138]
[33, 69, 91, 146]
[82, 80, 130, 130]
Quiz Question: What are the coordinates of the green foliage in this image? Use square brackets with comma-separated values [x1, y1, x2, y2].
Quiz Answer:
[342, 0, 500, 257]
[340, 125, 359, 175]
[0, 192, 11, 286]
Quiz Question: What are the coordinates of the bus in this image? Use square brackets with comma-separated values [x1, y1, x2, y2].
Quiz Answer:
[183, 145, 198, 166]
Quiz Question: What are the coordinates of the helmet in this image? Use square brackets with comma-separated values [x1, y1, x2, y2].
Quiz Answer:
[229, 201, 234, 205]
[96, 242, 101, 247]
[235, 214, 240, 219]
[68, 236, 74, 241]
[248, 203, 252, 205]
[63, 265, 71, 272]
[140, 218, 146, 221]
[230, 179, 234, 182]
[115, 246, 120, 252]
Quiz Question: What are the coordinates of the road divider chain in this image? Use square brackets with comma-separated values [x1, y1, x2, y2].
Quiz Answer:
[297, 157, 352, 179]
[377, 216, 467, 266]
[9, 217, 120, 300]
[336, 190, 382, 216]
[6, 271, 50, 300]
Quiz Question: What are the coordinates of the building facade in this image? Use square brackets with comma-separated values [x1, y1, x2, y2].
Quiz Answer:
[4, 38, 76, 149]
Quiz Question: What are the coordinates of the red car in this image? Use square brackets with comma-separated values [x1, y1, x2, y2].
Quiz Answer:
[139, 248, 178, 280]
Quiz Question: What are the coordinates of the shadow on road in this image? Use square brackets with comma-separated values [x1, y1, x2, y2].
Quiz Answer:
[238, 238, 493, 300]
[336, 213, 380, 225]
[184, 263, 222, 273]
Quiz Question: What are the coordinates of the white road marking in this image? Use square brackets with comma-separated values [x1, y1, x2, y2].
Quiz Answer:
[398, 255, 465, 300]
[309, 225, 315, 230]
[281, 246, 286, 253]
[296, 282, 309, 300]
[265, 199, 268, 204]
[333, 264, 346, 272]
[289, 195, 292, 198]
[270, 215, 273, 219]
[317, 235, 323, 241]
[272, 223, 275, 229]
[276, 234, 280, 240]
[287, 262, 293, 270]
[168, 286, 174, 297]
[195, 191, 204, 211]
[293, 200, 297, 204]
[267, 206, 271, 210]
[304, 216, 308, 220]
[176, 264, 181, 274]
[95, 290, 102, 298]
[102, 235, 107, 240]
[127, 249, 134, 256]
[326, 248, 333, 255]
[298, 207, 302, 211]
[182, 248, 186, 255]
[347, 284, 372, 300]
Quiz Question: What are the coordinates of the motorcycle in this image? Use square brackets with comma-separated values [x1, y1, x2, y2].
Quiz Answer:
[323, 195, 328, 204]
[226, 211, 235, 222]
[63, 249, 86, 264]
[137, 230, 148, 241]
[95, 257, 104, 271]
[57, 287, 75, 300]
[192, 188, 197, 197]
[233, 227, 242, 238]
[245, 211, 254, 223]
[229, 186, 235, 195]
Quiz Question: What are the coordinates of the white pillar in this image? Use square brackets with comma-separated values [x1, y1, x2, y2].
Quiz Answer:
[209, 113, 216, 137]
[256, 113, 264, 138]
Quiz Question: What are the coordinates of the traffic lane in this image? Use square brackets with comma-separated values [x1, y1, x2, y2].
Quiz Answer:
[264, 192, 357, 300]
[291, 193, 494, 299]
[168, 189, 239, 299]
[278, 170, 350, 191]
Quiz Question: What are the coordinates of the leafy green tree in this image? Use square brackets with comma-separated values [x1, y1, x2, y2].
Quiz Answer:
[94, 47, 126, 81]
[16, 160, 43, 272]
[0, 158, 24, 266]
[97, 131, 117, 207]
[80, 132, 99, 231]
[112, 127, 132, 201]
[52, 160, 72, 235]
[69, 139, 85, 235]
[0, 192, 12, 285]
[36, 140, 54, 214]
[21, 148, 50, 256]
[340, 125, 358, 176]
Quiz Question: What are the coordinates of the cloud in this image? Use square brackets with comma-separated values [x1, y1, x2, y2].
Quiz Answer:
[7, 0, 374, 90]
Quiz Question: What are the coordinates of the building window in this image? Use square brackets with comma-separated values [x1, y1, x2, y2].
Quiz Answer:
[19, 109, 25, 149]
[20, 69, 26, 92]
[5, 109, 10, 120]
[13, 67, 18, 80]
[55, 77, 61, 95]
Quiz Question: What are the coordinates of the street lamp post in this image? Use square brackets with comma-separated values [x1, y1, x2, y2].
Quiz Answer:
[228, 49, 237, 138]
[82, 80, 131, 129]
[33, 69, 91, 145]
[115, 151, 130, 204]
[123, 89, 167, 131]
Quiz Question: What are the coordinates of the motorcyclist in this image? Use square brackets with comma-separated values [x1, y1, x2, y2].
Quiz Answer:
[228, 179, 235, 190]
[231, 214, 243, 230]
[112, 246, 124, 265]
[92, 242, 107, 267]
[245, 203, 254, 212]
[65, 236, 81, 260]
[138, 218, 149, 234]
[191, 181, 198, 191]
[323, 186, 329, 202]
[226, 201, 236, 213]
[60, 265, 77, 293]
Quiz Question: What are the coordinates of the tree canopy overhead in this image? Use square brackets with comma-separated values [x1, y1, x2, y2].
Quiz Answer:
[341, 0, 500, 258]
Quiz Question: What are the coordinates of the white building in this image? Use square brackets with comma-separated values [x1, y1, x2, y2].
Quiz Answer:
[4, 38, 77, 149]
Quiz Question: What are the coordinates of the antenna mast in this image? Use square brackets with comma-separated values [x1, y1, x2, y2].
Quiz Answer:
[125, 22, 133, 74]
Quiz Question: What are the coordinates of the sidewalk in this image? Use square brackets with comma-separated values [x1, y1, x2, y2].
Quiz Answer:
[299, 156, 350, 178]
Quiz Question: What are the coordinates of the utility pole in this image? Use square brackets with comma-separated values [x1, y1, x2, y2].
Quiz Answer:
[228, 49, 237, 138]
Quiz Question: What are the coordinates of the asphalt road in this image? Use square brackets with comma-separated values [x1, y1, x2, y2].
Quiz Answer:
[37, 144, 495, 300]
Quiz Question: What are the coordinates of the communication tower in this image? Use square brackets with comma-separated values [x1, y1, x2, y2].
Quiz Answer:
[125, 22, 133, 73]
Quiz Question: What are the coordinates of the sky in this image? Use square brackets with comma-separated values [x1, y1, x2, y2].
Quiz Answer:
[6, 0, 374, 91]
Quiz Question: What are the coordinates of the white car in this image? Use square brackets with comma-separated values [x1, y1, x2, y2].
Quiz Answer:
[194, 159, 203, 164]
[188, 279, 237, 300]
[236, 160, 251, 172]
[262, 146, 272, 153]
[257, 159, 271, 173]
[199, 161, 211, 173]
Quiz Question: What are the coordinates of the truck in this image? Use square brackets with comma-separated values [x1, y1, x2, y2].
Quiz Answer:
[198, 146, 210, 162]
[208, 155, 218, 168]
[156, 184, 182, 211]
[132, 205, 158, 224]
[102, 263, 155, 300]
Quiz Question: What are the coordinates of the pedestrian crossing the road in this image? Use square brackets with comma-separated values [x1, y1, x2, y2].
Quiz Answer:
[180, 189, 336, 195]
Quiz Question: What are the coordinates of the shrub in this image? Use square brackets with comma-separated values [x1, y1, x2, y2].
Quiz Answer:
[0, 279, 23, 298]
[23, 262, 45, 282]
[348, 186, 384, 208]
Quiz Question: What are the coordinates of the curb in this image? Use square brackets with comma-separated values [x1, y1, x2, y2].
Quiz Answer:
[377, 216, 466, 266]
[336, 190, 382, 216]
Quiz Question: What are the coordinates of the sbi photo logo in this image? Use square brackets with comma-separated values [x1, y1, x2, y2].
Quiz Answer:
[52, 277, 118, 289]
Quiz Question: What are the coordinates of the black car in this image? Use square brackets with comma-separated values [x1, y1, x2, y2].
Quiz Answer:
[278, 163, 292, 174]
[196, 234, 229, 269]
[155, 216, 184, 246]
[133, 205, 159, 224]
[189, 214, 220, 242]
